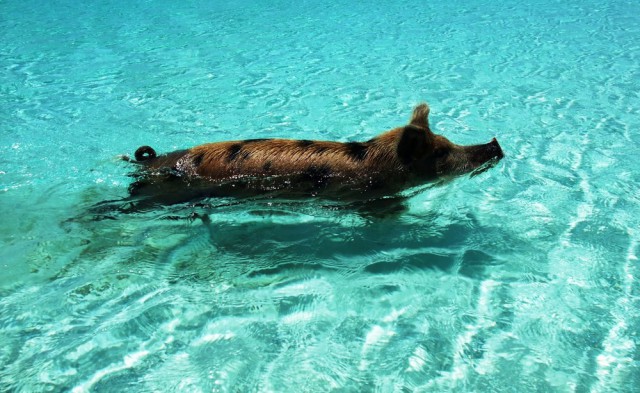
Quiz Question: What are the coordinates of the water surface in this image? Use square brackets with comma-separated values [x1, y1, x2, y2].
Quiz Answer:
[1, 0, 639, 391]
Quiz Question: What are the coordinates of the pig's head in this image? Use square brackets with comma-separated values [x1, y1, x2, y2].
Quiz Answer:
[395, 103, 504, 181]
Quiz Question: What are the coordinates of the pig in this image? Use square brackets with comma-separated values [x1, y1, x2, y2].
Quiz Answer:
[124, 102, 503, 208]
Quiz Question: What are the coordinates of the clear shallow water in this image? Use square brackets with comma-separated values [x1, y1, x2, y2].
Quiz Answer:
[1, 0, 639, 391]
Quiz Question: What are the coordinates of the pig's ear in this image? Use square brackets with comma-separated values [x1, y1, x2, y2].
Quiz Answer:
[409, 103, 430, 129]
[397, 125, 433, 165]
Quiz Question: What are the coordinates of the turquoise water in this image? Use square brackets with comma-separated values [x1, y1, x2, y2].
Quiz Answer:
[2, 0, 639, 391]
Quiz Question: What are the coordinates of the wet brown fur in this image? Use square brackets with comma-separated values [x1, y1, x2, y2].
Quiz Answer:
[129, 103, 503, 202]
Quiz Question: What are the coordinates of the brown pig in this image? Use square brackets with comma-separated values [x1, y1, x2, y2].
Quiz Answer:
[126, 103, 503, 207]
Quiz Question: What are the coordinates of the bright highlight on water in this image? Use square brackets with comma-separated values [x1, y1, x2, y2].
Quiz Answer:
[1, 0, 639, 392]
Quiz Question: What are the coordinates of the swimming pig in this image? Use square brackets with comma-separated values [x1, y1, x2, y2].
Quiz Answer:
[125, 103, 503, 207]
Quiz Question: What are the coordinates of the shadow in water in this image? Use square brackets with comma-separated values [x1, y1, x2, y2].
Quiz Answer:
[179, 199, 510, 281]
[54, 191, 519, 290]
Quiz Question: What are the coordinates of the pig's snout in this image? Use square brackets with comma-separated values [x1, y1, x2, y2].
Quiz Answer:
[489, 138, 504, 160]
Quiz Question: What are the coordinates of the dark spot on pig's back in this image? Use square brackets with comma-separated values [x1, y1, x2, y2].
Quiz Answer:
[225, 139, 275, 164]
[227, 144, 242, 162]
[345, 142, 368, 161]
[297, 139, 330, 154]
[298, 140, 314, 148]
